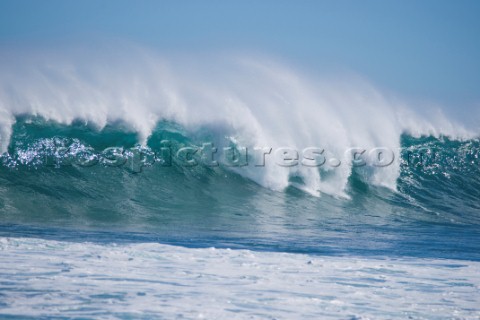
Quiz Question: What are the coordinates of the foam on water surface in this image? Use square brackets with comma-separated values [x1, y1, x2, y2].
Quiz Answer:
[0, 237, 479, 319]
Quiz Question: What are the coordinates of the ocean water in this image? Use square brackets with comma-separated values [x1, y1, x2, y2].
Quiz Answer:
[0, 52, 479, 319]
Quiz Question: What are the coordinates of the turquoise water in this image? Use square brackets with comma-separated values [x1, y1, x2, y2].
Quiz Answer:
[0, 53, 479, 318]
[1, 116, 479, 318]
[1, 117, 479, 260]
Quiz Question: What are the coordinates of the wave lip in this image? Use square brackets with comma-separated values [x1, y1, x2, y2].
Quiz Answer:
[0, 47, 478, 197]
[2, 117, 479, 206]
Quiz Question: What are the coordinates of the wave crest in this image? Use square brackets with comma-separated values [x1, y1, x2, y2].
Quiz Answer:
[0, 46, 477, 196]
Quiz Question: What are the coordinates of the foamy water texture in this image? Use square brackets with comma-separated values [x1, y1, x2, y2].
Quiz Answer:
[1, 237, 479, 320]
[0, 47, 476, 197]
[1, 46, 480, 319]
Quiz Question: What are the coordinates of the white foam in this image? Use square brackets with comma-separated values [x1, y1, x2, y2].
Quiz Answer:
[0, 236, 479, 319]
[0, 45, 476, 196]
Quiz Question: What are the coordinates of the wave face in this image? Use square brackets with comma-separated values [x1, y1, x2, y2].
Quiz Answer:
[0, 116, 479, 260]
[0, 47, 476, 197]
[0, 48, 479, 260]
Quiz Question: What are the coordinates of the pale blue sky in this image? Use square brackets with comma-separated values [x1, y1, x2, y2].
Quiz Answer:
[1, 0, 479, 109]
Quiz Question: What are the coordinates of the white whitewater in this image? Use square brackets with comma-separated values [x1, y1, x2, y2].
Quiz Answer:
[0, 45, 476, 197]
[1, 237, 479, 319]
